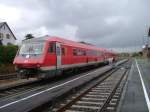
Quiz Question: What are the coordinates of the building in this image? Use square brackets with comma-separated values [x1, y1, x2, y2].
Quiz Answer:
[142, 44, 150, 58]
[0, 22, 16, 45]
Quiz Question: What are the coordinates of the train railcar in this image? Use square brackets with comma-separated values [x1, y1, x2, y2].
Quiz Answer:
[13, 36, 116, 79]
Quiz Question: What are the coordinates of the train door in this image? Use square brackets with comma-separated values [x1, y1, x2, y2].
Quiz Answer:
[56, 42, 61, 68]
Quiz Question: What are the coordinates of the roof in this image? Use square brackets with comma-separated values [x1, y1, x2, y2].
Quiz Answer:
[23, 35, 115, 53]
[49, 37, 95, 49]
[49, 37, 116, 53]
[0, 22, 5, 28]
[49, 36, 109, 52]
[0, 22, 17, 40]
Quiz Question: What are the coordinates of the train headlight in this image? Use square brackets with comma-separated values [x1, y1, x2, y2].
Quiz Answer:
[20, 70, 24, 73]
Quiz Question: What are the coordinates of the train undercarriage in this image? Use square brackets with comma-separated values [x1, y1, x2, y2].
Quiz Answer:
[16, 61, 109, 79]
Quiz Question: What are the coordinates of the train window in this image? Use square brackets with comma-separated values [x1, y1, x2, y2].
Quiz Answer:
[83, 51, 86, 56]
[87, 50, 93, 56]
[61, 48, 65, 55]
[100, 52, 103, 56]
[48, 43, 55, 53]
[73, 49, 86, 56]
[80, 50, 86, 56]
[73, 49, 77, 56]
[86, 50, 89, 56]
[77, 50, 82, 56]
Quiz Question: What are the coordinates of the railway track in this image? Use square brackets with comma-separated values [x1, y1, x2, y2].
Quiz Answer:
[0, 64, 110, 101]
[0, 59, 129, 112]
[0, 73, 17, 80]
[0, 79, 44, 100]
[41, 61, 130, 112]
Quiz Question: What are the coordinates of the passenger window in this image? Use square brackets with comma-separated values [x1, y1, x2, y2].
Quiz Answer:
[61, 48, 65, 55]
[48, 43, 55, 53]
[83, 51, 86, 56]
[73, 49, 77, 56]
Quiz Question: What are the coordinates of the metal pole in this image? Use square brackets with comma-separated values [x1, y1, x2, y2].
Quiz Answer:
[148, 36, 149, 47]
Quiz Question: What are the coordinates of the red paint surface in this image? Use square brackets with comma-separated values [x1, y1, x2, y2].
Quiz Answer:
[13, 37, 117, 69]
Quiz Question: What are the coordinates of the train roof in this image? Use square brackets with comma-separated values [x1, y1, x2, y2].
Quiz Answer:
[48, 36, 106, 51]
[23, 35, 115, 53]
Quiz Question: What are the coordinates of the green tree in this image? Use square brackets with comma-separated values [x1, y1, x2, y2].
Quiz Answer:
[25, 34, 34, 40]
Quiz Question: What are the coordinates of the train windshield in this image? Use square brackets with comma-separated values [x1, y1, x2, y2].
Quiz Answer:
[19, 42, 44, 56]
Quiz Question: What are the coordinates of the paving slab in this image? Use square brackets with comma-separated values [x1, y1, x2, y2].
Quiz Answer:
[119, 59, 149, 112]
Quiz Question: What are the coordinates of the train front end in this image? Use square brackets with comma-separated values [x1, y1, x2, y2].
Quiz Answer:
[13, 39, 45, 78]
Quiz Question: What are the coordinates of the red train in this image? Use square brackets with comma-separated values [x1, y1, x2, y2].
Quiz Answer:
[13, 36, 116, 79]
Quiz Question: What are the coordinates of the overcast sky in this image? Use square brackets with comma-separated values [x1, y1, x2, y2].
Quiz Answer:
[0, 0, 150, 51]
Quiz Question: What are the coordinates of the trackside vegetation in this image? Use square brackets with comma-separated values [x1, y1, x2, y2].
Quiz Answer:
[0, 45, 18, 74]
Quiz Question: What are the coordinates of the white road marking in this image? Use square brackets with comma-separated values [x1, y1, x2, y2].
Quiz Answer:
[135, 59, 150, 112]
[0, 67, 104, 109]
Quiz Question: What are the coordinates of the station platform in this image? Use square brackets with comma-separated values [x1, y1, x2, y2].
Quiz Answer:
[118, 59, 150, 112]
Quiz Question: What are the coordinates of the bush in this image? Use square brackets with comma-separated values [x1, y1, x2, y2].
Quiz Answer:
[0, 45, 18, 65]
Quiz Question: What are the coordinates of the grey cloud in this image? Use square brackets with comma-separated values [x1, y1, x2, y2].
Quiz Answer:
[0, 0, 150, 49]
